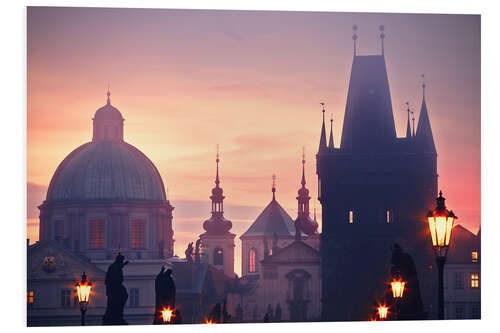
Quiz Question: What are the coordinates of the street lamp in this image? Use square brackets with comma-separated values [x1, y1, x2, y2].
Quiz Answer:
[377, 304, 389, 320]
[75, 272, 92, 326]
[427, 191, 457, 320]
[391, 278, 405, 299]
[161, 306, 175, 324]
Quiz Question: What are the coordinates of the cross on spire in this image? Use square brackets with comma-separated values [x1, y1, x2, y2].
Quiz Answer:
[411, 110, 416, 137]
[272, 174, 277, 200]
[421, 74, 426, 100]
[215, 144, 220, 186]
[352, 25, 358, 56]
[107, 84, 111, 105]
[301, 147, 306, 187]
[379, 25, 385, 56]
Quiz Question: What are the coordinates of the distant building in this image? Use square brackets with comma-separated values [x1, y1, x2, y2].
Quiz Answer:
[28, 91, 234, 326]
[317, 29, 438, 320]
[199, 151, 236, 278]
[239, 157, 321, 322]
[444, 225, 481, 319]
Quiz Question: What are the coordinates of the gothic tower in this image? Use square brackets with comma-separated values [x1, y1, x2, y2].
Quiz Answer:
[199, 147, 236, 277]
[317, 27, 438, 320]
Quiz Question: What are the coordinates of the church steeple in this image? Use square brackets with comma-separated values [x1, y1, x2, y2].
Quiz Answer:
[318, 103, 327, 152]
[415, 74, 436, 153]
[328, 114, 334, 148]
[203, 145, 232, 235]
[297, 148, 310, 218]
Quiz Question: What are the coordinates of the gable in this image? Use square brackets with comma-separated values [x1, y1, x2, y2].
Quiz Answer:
[261, 241, 320, 264]
[27, 241, 105, 281]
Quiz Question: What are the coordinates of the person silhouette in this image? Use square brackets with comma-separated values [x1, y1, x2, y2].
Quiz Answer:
[153, 266, 176, 324]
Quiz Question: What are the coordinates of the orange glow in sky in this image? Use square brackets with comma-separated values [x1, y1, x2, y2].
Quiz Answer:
[27, 8, 480, 276]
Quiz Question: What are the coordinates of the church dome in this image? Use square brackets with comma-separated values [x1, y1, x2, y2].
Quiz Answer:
[45, 91, 166, 204]
[46, 140, 167, 203]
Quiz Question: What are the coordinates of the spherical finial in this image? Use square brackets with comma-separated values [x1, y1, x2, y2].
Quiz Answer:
[379, 25, 385, 32]
[353, 25, 358, 31]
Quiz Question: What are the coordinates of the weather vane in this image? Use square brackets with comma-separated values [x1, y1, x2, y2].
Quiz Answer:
[302, 146, 305, 164]
[379, 25, 385, 55]
[421, 74, 426, 99]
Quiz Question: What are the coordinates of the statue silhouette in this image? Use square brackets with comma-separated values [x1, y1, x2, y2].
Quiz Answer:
[153, 266, 176, 324]
[102, 253, 129, 325]
[387, 244, 426, 320]
[222, 299, 231, 323]
[185, 242, 194, 263]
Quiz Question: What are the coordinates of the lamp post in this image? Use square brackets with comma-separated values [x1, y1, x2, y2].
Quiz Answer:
[75, 272, 92, 326]
[427, 191, 457, 320]
[390, 275, 405, 320]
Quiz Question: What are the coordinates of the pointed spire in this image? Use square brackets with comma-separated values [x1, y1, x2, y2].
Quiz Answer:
[272, 174, 277, 201]
[416, 74, 436, 153]
[106, 84, 111, 105]
[318, 103, 327, 152]
[379, 25, 385, 56]
[301, 147, 306, 186]
[352, 25, 358, 57]
[411, 111, 416, 137]
[328, 113, 334, 148]
[215, 144, 220, 187]
[405, 102, 412, 138]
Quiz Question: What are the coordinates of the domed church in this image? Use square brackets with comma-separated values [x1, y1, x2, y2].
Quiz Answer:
[38, 91, 174, 260]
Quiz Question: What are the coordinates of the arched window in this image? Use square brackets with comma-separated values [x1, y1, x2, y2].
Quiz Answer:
[214, 248, 223, 266]
[249, 248, 257, 273]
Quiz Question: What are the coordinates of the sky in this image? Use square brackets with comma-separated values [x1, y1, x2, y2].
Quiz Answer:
[27, 7, 480, 276]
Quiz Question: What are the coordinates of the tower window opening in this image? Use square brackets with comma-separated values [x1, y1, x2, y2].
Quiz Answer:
[214, 248, 224, 266]
[386, 209, 393, 223]
[348, 210, 354, 224]
[472, 251, 479, 263]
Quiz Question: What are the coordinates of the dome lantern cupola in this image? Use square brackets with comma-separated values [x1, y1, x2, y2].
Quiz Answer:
[92, 89, 125, 142]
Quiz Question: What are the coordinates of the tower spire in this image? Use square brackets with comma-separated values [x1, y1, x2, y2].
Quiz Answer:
[379, 25, 385, 56]
[416, 74, 436, 153]
[405, 102, 412, 138]
[272, 174, 277, 201]
[215, 144, 220, 187]
[318, 103, 327, 152]
[352, 25, 358, 57]
[107, 84, 111, 105]
[301, 147, 306, 187]
[411, 111, 415, 137]
[328, 113, 334, 148]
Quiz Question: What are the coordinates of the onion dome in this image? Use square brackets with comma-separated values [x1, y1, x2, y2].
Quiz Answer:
[45, 90, 166, 203]
[202, 147, 233, 234]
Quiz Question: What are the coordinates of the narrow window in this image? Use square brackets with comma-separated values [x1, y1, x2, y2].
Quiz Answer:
[471, 251, 479, 263]
[348, 210, 354, 224]
[249, 248, 257, 273]
[89, 220, 105, 249]
[471, 303, 480, 319]
[386, 210, 392, 223]
[455, 304, 464, 319]
[60, 289, 72, 307]
[214, 248, 224, 266]
[129, 288, 139, 307]
[131, 220, 145, 249]
[27, 290, 34, 307]
[470, 273, 479, 288]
